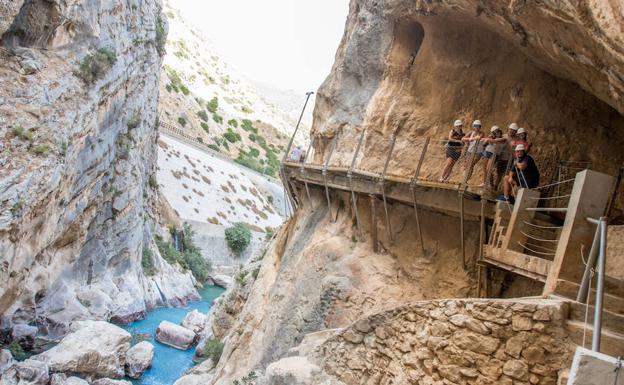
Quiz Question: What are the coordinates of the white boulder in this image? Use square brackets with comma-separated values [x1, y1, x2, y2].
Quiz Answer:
[155, 321, 196, 350]
[0, 359, 49, 385]
[211, 275, 232, 289]
[31, 321, 131, 378]
[181, 310, 207, 334]
[0, 349, 14, 373]
[124, 341, 154, 379]
[91, 379, 133, 385]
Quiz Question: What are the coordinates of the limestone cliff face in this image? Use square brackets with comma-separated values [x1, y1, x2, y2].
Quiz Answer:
[314, 0, 624, 180]
[177, 1, 624, 384]
[0, 0, 197, 337]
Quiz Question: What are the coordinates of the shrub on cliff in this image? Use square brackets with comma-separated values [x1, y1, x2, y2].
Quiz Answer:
[197, 339, 223, 365]
[155, 16, 166, 56]
[223, 128, 240, 143]
[6, 341, 27, 361]
[225, 223, 251, 257]
[142, 248, 157, 276]
[155, 224, 210, 282]
[212, 113, 223, 124]
[196, 110, 209, 122]
[78, 47, 117, 83]
[207, 97, 219, 113]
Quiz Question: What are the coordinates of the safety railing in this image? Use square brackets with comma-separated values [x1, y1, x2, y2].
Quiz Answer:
[283, 129, 507, 196]
[577, 216, 608, 352]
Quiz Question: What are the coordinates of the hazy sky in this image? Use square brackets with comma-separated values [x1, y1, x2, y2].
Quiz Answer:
[172, 0, 350, 93]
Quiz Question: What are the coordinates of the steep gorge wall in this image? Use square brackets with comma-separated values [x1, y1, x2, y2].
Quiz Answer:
[0, 0, 197, 337]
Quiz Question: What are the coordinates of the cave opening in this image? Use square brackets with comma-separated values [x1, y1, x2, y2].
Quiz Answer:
[1, 0, 63, 48]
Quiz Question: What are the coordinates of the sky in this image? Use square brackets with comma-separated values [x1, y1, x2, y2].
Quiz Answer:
[172, 0, 350, 94]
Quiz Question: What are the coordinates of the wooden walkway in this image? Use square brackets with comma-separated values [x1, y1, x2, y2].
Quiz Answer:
[282, 161, 494, 221]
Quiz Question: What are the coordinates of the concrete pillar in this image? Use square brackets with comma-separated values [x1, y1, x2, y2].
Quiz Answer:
[566, 347, 623, 385]
[544, 170, 614, 295]
[501, 188, 541, 253]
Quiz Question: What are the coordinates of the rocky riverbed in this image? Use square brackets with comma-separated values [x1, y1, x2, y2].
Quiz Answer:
[0, 285, 224, 385]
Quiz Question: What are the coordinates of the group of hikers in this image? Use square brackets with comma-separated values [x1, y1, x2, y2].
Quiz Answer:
[440, 119, 540, 202]
[287, 119, 540, 204]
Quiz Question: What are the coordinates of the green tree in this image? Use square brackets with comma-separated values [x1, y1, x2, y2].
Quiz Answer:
[207, 97, 219, 113]
[225, 223, 251, 256]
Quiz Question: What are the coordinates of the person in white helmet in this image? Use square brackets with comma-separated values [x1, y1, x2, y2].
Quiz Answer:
[500, 143, 540, 202]
[478, 125, 505, 188]
[494, 123, 518, 187]
[511, 127, 531, 158]
[462, 120, 484, 180]
[439, 119, 465, 182]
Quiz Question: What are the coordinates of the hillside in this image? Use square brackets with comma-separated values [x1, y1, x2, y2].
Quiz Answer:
[156, 133, 287, 272]
[157, 1, 309, 178]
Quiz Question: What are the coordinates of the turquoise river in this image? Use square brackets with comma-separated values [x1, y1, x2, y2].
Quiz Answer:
[122, 285, 225, 385]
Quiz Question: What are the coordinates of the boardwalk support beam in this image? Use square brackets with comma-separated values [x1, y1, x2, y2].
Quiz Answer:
[323, 136, 338, 220]
[380, 134, 398, 244]
[349, 129, 367, 239]
[370, 194, 379, 253]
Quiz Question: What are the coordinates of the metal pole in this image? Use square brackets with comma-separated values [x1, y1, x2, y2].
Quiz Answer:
[460, 192, 466, 269]
[410, 187, 425, 254]
[349, 129, 366, 238]
[412, 138, 430, 184]
[591, 217, 607, 352]
[282, 92, 314, 164]
[370, 195, 379, 253]
[323, 136, 338, 219]
[301, 136, 316, 207]
[380, 134, 398, 243]
[462, 142, 479, 191]
[577, 222, 601, 302]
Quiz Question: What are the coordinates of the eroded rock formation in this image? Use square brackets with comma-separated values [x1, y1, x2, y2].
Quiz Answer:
[0, 0, 197, 337]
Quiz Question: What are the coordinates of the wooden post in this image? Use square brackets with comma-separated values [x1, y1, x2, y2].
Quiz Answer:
[370, 195, 379, 253]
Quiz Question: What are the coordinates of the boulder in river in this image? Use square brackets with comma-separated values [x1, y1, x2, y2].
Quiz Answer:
[181, 310, 207, 334]
[0, 358, 49, 385]
[31, 321, 131, 378]
[155, 321, 196, 350]
[210, 275, 232, 289]
[124, 341, 154, 379]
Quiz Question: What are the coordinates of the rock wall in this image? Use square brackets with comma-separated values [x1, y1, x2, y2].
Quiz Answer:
[176, 189, 481, 385]
[0, 0, 197, 338]
[267, 298, 574, 385]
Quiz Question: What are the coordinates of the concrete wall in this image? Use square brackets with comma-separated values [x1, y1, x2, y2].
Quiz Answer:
[186, 219, 267, 276]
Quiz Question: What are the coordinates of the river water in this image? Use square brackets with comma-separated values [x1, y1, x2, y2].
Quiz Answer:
[122, 285, 225, 385]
